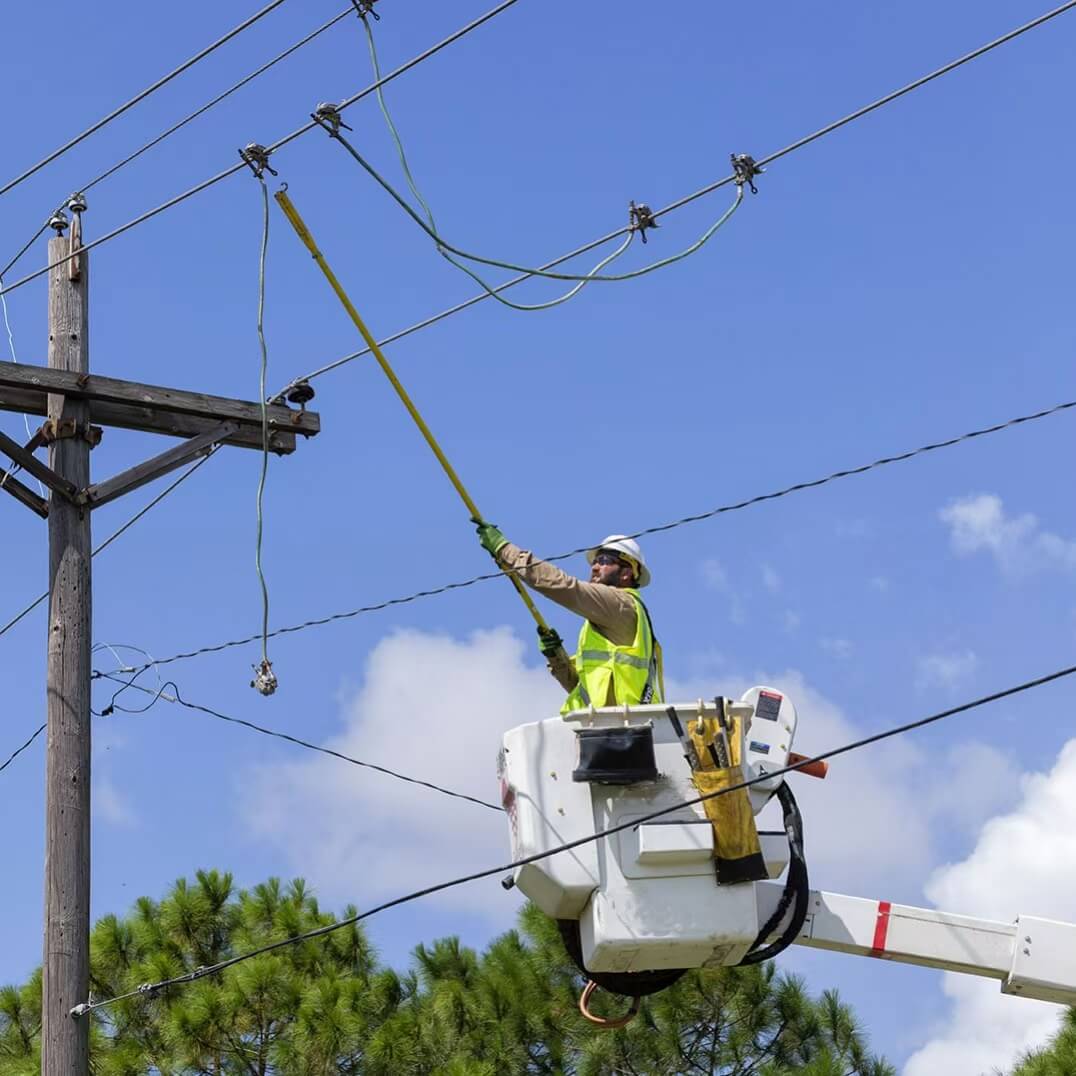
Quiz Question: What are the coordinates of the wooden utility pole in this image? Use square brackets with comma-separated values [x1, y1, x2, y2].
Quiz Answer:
[41, 224, 92, 1073]
[0, 203, 320, 1076]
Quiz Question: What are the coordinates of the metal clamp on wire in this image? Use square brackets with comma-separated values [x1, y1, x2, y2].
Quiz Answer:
[311, 102, 352, 137]
[251, 659, 278, 696]
[731, 153, 763, 194]
[628, 201, 659, 244]
[350, 0, 380, 19]
[239, 143, 278, 178]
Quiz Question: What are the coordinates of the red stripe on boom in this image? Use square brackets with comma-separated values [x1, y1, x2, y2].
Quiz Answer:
[870, 901, 891, 957]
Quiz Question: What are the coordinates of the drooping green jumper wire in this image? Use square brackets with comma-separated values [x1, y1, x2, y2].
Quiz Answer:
[325, 13, 744, 311]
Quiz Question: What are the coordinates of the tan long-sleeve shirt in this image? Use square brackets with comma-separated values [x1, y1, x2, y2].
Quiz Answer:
[496, 541, 640, 696]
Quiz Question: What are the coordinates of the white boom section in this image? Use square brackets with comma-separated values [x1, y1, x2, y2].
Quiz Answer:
[761, 885, 1076, 1006]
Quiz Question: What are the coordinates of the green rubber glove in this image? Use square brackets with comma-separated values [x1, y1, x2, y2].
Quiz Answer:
[537, 626, 564, 657]
[473, 517, 508, 558]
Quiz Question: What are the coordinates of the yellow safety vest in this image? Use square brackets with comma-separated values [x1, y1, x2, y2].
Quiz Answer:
[561, 590, 664, 714]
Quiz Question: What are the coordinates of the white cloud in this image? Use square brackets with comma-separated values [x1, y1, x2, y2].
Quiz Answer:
[94, 775, 136, 828]
[903, 740, 1076, 1075]
[915, 649, 978, 692]
[701, 558, 728, 591]
[819, 637, 852, 659]
[240, 628, 562, 926]
[940, 494, 1076, 575]
[761, 564, 781, 593]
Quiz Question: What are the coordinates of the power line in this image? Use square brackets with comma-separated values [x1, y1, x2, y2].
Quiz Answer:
[92, 671, 501, 811]
[7, 0, 1073, 304]
[0, 724, 46, 776]
[0, 0, 293, 199]
[0, 0, 525, 300]
[73, 656, 1076, 1016]
[0, 7, 355, 285]
[0, 450, 217, 642]
[102, 396, 1076, 679]
[275, 0, 1076, 394]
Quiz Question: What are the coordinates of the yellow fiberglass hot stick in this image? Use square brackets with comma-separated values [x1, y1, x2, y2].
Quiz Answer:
[274, 188, 553, 634]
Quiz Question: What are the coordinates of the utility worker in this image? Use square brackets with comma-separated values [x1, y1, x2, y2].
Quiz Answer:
[474, 522, 664, 713]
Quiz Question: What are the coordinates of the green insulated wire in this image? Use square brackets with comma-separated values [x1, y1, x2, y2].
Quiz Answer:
[254, 176, 272, 674]
[348, 14, 744, 307]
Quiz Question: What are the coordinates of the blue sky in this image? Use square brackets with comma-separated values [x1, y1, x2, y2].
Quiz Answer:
[2, 0, 1076, 1070]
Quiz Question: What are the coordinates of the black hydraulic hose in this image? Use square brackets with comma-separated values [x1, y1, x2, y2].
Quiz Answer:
[739, 781, 809, 966]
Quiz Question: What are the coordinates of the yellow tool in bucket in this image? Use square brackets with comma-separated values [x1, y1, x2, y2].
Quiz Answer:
[687, 697, 768, 885]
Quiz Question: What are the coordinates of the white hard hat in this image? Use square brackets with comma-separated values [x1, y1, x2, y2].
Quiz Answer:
[586, 535, 651, 588]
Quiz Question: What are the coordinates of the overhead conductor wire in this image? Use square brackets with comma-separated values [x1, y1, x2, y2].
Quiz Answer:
[0, 7, 356, 285]
[322, 12, 744, 310]
[92, 671, 500, 811]
[276, 0, 1076, 394]
[0, 450, 218, 642]
[0, 0, 294, 198]
[73, 658, 1076, 1016]
[346, 13, 636, 310]
[0, 724, 47, 776]
[8, 0, 1075, 304]
[98, 396, 1076, 679]
[0, 0, 527, 299]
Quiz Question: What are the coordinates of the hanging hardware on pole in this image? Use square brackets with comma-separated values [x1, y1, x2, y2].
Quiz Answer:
[47, 209, 69, 235]
[628, 201, 659, 244]
[251, 658, 278, 696]
[731, 153, 763, 194]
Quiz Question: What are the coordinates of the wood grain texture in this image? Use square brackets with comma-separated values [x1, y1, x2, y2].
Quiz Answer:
[42, 237, 91, 1076]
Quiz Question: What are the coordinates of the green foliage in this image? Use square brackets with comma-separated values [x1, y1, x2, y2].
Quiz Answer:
[1010, 1008, 1076, 1075]
[0, 871, 892, 1074]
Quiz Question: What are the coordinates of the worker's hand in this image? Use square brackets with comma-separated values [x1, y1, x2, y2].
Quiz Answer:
[473, 517, 508, 558]
[537, 626, 564, 657]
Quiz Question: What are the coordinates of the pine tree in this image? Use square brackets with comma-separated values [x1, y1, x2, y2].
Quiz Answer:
[0, 871, 893, 1074]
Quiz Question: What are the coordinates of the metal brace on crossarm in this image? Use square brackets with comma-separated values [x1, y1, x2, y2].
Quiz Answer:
[731, 153, 764, 194]
[39, 417, 103, 448]
[628, 201, 659, 244]
[239, 143, 278, 178]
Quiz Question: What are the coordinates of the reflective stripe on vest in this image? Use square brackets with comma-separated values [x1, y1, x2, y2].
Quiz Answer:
[561, 591, 663, 714]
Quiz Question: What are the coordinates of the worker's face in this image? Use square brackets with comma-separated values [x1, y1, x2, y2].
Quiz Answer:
[591, 551, 637, 588]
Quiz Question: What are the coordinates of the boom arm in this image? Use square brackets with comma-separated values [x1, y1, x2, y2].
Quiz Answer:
[758, 884, 1076, 1005]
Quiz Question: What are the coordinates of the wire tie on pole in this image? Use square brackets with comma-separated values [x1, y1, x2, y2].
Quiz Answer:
[238, 143, 278, 178]
[731, 153, 763, 194]
[251, 658, 278, 696]
[311, 102, 352, 137]
[628, 200, 659, 244]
